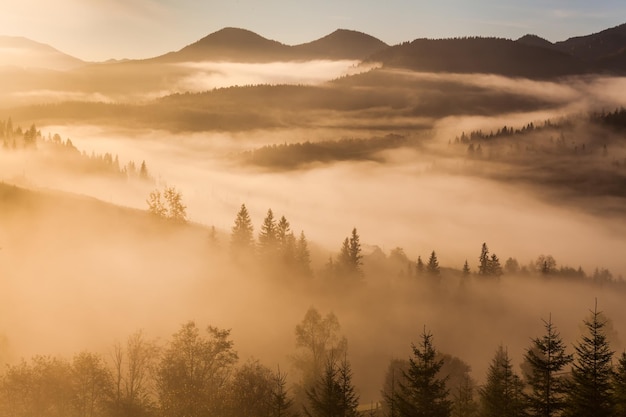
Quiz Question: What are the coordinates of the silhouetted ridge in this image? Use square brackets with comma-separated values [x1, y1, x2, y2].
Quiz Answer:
[292, 29, 389, 60]
[368, 37, 590, 78]
[159, 27, 289, 62]
[516, 34, 555, 50]
[555, 22, 626, 61]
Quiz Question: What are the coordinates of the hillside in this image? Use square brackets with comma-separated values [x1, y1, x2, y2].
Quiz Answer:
[291, 29, 389, 60]
[0, 36, 85, 70]
[368, 37, 592, 78]
[554, 22, 626, 61]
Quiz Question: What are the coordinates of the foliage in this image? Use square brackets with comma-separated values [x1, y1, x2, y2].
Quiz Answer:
[393, 328, 451, 417]
[523, 317, 572, 417]
[157, 321, 238, 417]
[567, 304, 615, 417]
[480, 346, 526, 417]
[146, 186, 187, 223]
[304, 355, 359, 417]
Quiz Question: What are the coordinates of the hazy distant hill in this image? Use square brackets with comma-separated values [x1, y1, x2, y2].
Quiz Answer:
[291, 29, 388, 60]
[368, 37, 590, 78]
[153, 27, 388, 63]
[554, 22, 626, 61]
[516, 34, 555, 50]
[155, 27, 290, 62]
[0, 36, 85, 70]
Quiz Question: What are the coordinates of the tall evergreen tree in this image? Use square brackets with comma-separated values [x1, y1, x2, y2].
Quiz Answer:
[231, 204, 254, 253]
[304, 355, 359, 417]
[337, 228, 363, 278]
[453, 373, 478, 417]
[614, 352, 626, 417]
[394, 328, 451, 417]
[480, 345, 526, 417]
[489, 254, 503, 277]
[416, 256, 425, 276]
[427, 251, 441, 276]
[295, 231, 312, 277]
[567, 303, 615, 417]
[478, 243, 490, 275]
[524, 316, 572, 417]
[259, 209, 278, 255]
[462, 260, 471, 276]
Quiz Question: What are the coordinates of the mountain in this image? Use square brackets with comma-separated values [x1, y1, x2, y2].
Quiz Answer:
[554, 23, 626, 61]
[155, 27, 291, 62]
[0, 36, 85, 70]
[292, 29, 388, 60]
[367, 37, 590, 78]
[153, 27, 388, 63]
[516, 34, 555, 50]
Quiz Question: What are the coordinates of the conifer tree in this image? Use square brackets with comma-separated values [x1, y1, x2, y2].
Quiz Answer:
[231, 204, 254, 253]
[304, 355, 359, 417]
[416, 256, 425, 276]
[394, 328, 451, 417]
[489, 254, 503, 277]
[427, 251, 441, 276]
[462, 260, 471, 276]
[453, 373, 478, 417]
[480, 346, 526, 417]
[614, 352, 626, 417]
[478, 243, 490, 275]
[567, 303, 615, 417]
[337, 228, 363, 278]
[259, 209, 278, 255]
[295, 231, 312, 277]
[524, 316, 572, 417]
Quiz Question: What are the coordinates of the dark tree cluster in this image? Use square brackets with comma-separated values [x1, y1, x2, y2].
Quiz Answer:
[0, 118, 153, 182]
[382, 304, 625, 417]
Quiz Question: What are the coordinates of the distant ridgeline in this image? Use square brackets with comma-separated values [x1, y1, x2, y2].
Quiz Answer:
[0, 118, 153, 182]
[242, 134, 408, 169]
[453, 108, 626, 160]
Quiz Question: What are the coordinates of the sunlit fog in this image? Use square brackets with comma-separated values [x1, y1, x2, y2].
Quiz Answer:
[1, 20, 626, 417]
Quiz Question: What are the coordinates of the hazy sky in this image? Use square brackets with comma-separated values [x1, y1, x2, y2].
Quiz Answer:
[2, 0, 625, 61]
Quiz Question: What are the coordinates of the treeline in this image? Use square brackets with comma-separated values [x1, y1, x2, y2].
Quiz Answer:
[242, 134, 407, 169]
[0, 117, 153, 181]
[2, 303, 626, 417]
[381, 304, 626, 417]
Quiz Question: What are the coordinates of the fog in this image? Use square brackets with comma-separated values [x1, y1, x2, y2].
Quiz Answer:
[1, 68, 626, 406]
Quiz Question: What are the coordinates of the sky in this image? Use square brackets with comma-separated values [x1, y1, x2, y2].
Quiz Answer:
[2, 0, 626, 61]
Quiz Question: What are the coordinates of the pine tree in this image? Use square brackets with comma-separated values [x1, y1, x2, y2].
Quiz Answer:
[478, 243, 489, 275]
[416, 256, 425, 276]
[295, 231, 312, 277]
[259, 209, 278, 255]
[304, 355, 359, 417]
[337, 228, 363, 278]
[270, 366, 295, 417]
[395, 328, 451, 417]
[427, 251, 441, 276]
[348, 228, 363, 274]
[453, 373, 478, 417]
[231, 204, 254, 253]
[524, 316, 572, 417]
[567, 303, 615, 417]
[489, 254, 503, 277]
[462, 260, 471, 276]
[480, 346, 526, 417]
[614, 352, 626, 417]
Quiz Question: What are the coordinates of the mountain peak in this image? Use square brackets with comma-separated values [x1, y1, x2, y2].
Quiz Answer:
[0, 36, 85, 70]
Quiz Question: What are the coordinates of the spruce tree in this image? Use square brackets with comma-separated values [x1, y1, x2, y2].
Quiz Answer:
[462, 260, 471, 276]
[427, 251, 441, 276]
[295, 231, 312, 277]
[231, 204, 254, 253]
[614, 352, 626, 417]
[480, 345, 526, 417]
[259, 209, 278, 255]
[304, 355, 359, 417]
[395, 328, 451, 417]
[478, 243, 489, 275]
[416, 256, 425, 276]
[567, 303, 615, 417]
[524, 316, 572, 417]
[489, 254, 503, 277]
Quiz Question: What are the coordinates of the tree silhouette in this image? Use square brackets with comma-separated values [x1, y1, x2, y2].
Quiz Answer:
[231, 204, 254, 255]
[427, 251, 441, 276]
[567, 303, 615, 417]
[394, 328, 451, 417]
[259, 209, 278, 256]
[480, 346, 526, 417]
[523, 316, 572, 417]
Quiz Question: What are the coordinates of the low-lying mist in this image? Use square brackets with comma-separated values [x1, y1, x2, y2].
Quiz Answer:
[1, 70, 626, 406]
